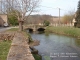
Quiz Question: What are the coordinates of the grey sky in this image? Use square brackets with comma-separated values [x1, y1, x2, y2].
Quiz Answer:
[32, 0, 79, 16]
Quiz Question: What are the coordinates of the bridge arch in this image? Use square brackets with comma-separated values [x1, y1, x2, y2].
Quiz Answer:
[37, 28, 45, 32]
[26, 28, 33, 33]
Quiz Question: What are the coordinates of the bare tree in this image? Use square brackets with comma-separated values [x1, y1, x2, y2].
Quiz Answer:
[1, 0, 40, 31]
[62, 10, 75, 24]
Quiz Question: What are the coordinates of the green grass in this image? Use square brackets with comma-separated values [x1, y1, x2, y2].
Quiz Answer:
[20, 31, 33, 43]
[7, 28, 19, 31]
[33, 54, 41, 60]
[0, 41, 11, 60]
[45, 26, 80, 38]
[44, 56, 50, 60]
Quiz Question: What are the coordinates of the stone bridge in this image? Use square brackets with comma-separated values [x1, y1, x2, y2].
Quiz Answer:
[24, 25, 46, 32]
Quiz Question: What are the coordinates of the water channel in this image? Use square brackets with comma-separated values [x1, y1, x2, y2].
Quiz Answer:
[30, 33, 80, 60]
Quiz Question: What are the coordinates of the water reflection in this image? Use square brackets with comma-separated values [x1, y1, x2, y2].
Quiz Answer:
[44, 32, 49, 36]
[38, 31, 45, 34]
[75, 39, 80, 47]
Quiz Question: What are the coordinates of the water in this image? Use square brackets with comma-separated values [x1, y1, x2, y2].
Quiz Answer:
[30, 33, 80, 60]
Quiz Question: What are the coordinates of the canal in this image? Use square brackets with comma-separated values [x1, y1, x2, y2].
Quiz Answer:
[30, 33, 80, 60]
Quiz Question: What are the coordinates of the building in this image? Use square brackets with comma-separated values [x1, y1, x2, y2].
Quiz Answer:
[72, 18, 76, 26]
[0, 14, 8, 27]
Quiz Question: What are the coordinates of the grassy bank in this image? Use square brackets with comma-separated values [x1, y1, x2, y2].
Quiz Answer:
[0, 28, 17, 60]
[6, 28, 19, 31]
[0, 41, 11, 60]
[33, 54, 42, 60]
[45, 26, 80, 38]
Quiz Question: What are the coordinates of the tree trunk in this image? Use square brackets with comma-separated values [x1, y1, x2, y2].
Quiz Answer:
[19, 21, 23, 31]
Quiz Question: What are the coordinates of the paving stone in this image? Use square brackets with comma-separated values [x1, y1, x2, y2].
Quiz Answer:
[7, 33, 35, 60]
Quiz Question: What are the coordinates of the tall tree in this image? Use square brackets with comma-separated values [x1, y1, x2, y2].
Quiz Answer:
[0, 0, 40, 31]
[75, 0, 80, 27]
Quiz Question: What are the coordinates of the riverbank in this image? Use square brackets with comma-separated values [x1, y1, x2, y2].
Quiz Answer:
[0, 40, 11, 60]
[0, 28, 41, 60]
[45, 26, 80, 39]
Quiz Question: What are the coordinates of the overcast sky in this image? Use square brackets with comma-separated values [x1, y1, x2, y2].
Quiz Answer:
[32, 0, 79, 16]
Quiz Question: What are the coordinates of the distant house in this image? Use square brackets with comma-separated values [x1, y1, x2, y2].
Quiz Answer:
[50, 16, 60, 26]
[0, 16, 4, 27]
[0, 14, 8, 27]
[72, 18, 76, 26]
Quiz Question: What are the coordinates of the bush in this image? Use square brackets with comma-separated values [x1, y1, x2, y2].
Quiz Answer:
[8, 10, 19, 26]
[43, 20, 50, 26]
[8, 15, 19, 26]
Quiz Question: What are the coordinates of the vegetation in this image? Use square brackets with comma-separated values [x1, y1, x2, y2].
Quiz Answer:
[75, 0, 80, 27]
[24, 15, 53, 25]
[27, 33, 33, 43]
[22, 31, 33, 43]
[0, 0, 40, 31]
[45, 26, 80, 38]
[7, 28, 19, 31]
[0, 40, 11, 60]
[62, 11, 75, 24]
[7, 28, 33, 43]
[0, 27, 41, 60]
[44, 56, 50, 60]
[33, 54, 41, 60]
[8, 10, 19, 26]
[43, 20, 50, 26]
[0, 28, 18, 60]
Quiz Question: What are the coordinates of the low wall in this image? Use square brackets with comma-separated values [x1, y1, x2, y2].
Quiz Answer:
[7, 32, 35, 60]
